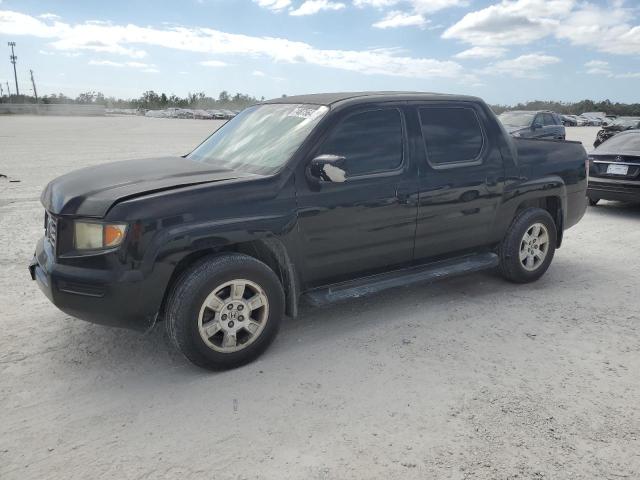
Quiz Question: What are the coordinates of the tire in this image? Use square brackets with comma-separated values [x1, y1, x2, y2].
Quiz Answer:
[165, 253, 285, 370]
[499, 208, 557, 284]
[588, 196, 600, 206]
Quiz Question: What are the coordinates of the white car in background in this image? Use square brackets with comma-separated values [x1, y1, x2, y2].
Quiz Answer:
[581, 112, 606, 126]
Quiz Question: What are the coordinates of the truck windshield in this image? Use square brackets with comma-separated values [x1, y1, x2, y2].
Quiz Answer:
[498, 112, 535, 127]
[187, 103, 328, 175]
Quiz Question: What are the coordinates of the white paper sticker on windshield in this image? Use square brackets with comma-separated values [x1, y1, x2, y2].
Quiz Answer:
[288, 105, 325, 120]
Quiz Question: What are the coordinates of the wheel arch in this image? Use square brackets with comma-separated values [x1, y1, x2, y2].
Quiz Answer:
[159, 237, 300, 320]
[514, 195, 564, 247]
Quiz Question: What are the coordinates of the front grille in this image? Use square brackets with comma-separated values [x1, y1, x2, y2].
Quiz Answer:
[45, 212, 58, 251]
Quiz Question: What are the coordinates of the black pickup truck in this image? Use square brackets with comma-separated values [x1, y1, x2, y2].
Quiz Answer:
[30, 92, 588, 370]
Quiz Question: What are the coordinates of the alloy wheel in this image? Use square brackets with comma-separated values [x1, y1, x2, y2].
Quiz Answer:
[519, 223, 550, 272]
[197, 279, 269, 353]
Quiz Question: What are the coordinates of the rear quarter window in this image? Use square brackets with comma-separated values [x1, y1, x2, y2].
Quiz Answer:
[419, 107, 484, 166]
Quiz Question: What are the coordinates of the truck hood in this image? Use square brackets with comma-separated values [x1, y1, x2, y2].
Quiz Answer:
[41, 156, 251, 217]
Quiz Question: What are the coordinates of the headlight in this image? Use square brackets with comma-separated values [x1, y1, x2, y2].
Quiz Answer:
[74, 221, 127, 250]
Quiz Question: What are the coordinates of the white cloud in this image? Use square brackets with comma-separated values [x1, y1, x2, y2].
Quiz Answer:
[443, 0, 573, 46]
[443, 0, 640, 56]
[253, 0, 291, 11]
[556, 2, 640, 56]
[373, 10, 427, 29]
[355, 0, 466, 13]
[353, 0, 397, 7]
[585, 60, 611, 75]
[88, 59, 157, 70]
[290, 1, 346, 16]
[39, 13, 60, 20]
[454, 46, 507, 59]
[585, 60, 640, 79]
[616, 72, 640, 79]
[0, 9, 465, 80]
[481, 53, 560, 78]
[199, 59, 229, 67]
[252, 70, 266, 76]
[356, 0, 467, 28]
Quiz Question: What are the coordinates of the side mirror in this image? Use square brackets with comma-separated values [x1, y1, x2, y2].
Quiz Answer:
[308, 154, 347, 183]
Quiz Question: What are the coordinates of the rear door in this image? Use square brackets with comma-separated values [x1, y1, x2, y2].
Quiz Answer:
[412, 102, 505, 261]
[294, 104, 419, 287]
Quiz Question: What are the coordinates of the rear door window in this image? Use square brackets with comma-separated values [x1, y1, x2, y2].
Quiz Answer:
[419, 106, 484, 166]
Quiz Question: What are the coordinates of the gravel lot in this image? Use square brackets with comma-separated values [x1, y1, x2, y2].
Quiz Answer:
[1, 117, 638, 479]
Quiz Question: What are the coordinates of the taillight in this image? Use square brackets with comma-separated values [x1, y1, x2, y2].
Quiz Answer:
[586, 156, 591, 181]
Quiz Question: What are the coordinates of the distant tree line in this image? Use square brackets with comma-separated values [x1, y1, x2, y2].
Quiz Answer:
[491, 99, 640, 116]
[3, 91, 640, 116]
[0, 90, 264, 110]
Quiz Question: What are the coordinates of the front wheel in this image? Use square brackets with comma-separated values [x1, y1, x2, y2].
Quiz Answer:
[588, 196, 600, 206]
[165, 253, 285, 370]
[499, 208, 557, 283]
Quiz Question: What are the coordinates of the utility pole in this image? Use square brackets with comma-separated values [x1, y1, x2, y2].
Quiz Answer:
[0, 83, 3, 97]
[30, 69, 38, 102]
[8, 42, 19, 96]
[6, 81, 10, 97]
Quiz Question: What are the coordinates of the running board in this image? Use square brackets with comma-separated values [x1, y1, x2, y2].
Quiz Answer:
[303, 252, 499, 307]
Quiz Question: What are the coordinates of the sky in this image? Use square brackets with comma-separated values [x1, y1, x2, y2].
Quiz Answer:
[0, 0, 639, 105]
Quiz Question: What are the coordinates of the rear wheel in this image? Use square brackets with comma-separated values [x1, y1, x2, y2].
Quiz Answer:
[499, 208, 557, 283]
[165, 253, 284, 370]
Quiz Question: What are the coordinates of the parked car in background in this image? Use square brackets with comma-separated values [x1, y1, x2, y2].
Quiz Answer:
[574, 115, 590, 126]
[581, 112, 606, 126]
[498, 110, 566, 140]
[588, 130, 640, 205]
[194, 109, 214, 120]
[207, 109, 227, 120]
[30, 91, 588, 369]
[593, 117, 640, 147]
[561, 114, 578, 127]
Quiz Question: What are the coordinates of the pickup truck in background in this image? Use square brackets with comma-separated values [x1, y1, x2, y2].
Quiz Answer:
[30, 92, 588, 370]
[498, 110, 566, 140]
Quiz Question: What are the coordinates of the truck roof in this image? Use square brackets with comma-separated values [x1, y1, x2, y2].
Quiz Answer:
[263, 91, 483, 107]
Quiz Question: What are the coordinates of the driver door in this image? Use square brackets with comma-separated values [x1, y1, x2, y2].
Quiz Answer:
[294, 105, 418, 288]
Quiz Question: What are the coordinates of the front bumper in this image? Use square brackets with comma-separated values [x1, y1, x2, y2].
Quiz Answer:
[29, 237, 157, 331]
[588, 178, 640, 203]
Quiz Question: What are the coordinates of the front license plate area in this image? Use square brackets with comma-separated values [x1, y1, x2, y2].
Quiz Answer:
[607, 164, 629, 175]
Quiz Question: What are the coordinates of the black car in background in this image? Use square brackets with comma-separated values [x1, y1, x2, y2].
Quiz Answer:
[498, 110, 566, 140]
[593, 117, 640, 148]
[588, 130, 640, 205]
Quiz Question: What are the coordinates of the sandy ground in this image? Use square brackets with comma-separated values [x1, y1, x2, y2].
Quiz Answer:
[1, 117, 638, 480]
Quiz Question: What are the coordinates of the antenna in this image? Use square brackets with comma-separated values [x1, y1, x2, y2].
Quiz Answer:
[8, 42, 19, 96]
[30, 69, 38, 102]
